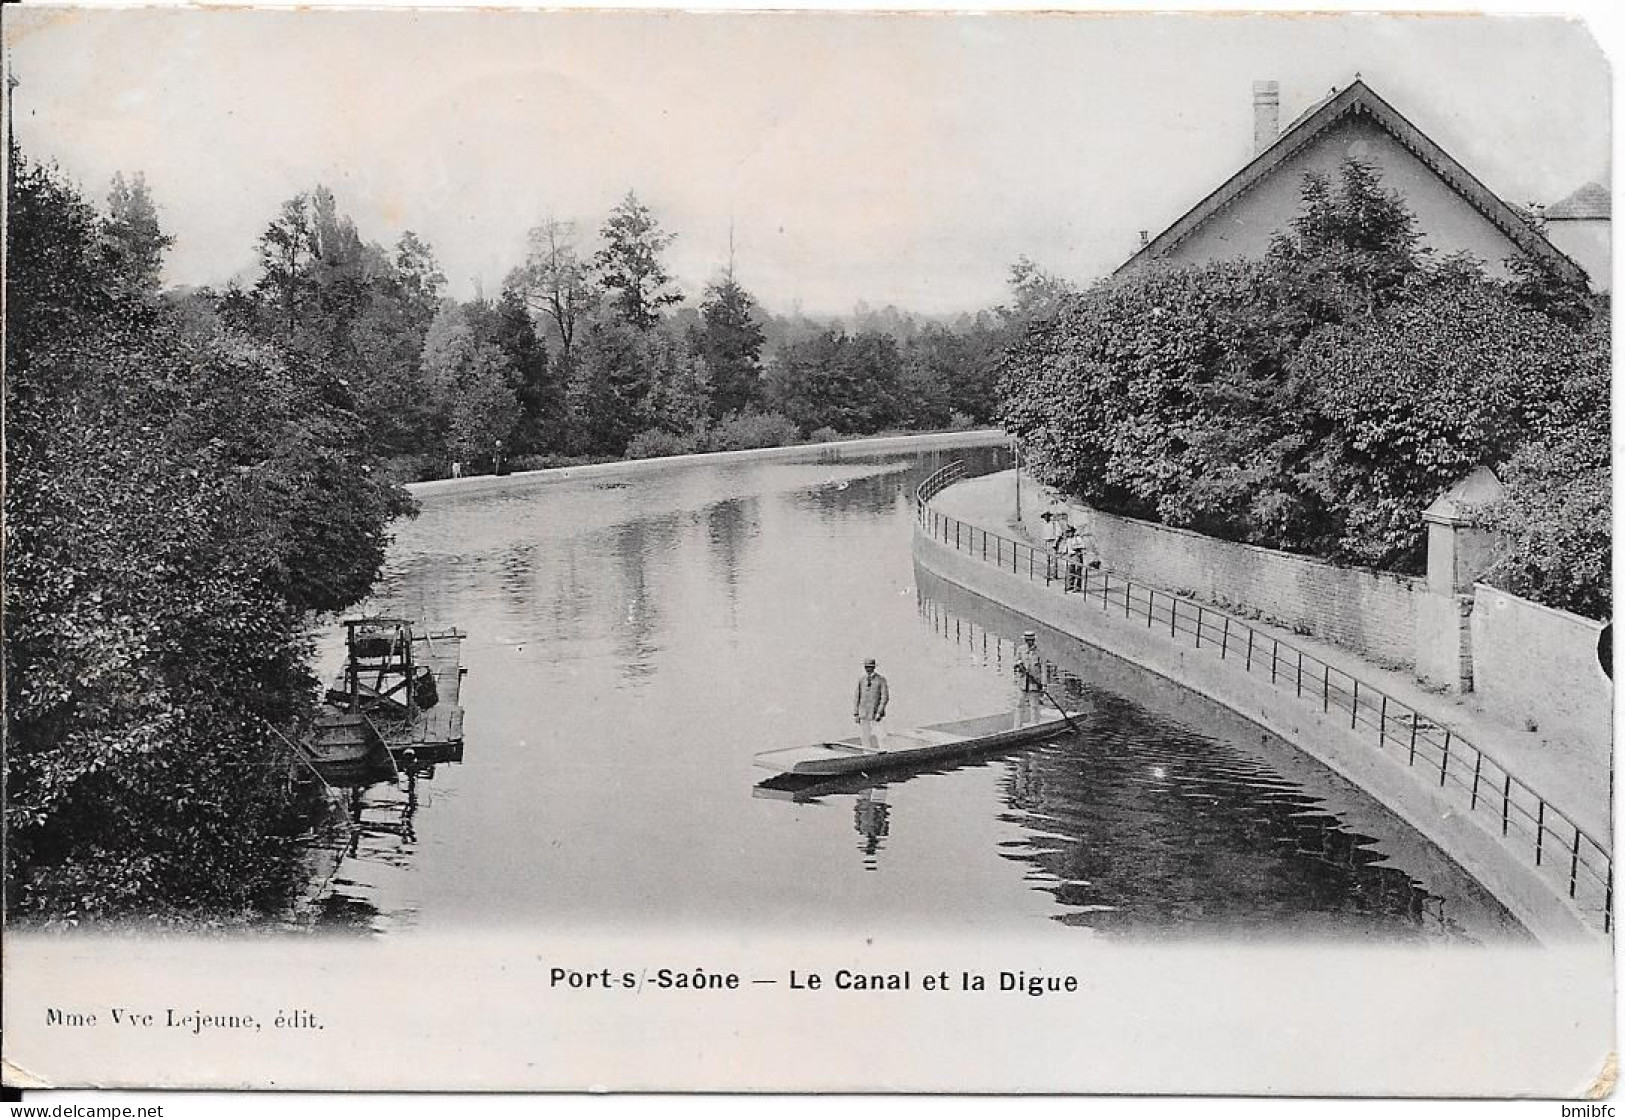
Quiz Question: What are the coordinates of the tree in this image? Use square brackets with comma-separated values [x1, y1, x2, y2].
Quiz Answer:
[254, 192, 318, 337]
[1290, 280, 1588, 568]
[446, 344, 520, 469]
[642, 326, 711, 435]
[511, 217, 593, 360]
[1003, 256, 1075, 326]
[237, 190, 451, 460]
[1470, 316, 1609, 619]
[489, 288, 559, 454]
[767, 329, 902, 435]
[695, 275, 766, 418]
[899, 325, 979, 430]
[103, 172, 172, 299]
[1001, 259, 1279, 528]
[567, 310, 654, 455]
[394, 230, 447, 333]
[1503, 248, 1599, 331]
[941, 315, 1007, 424]
[338, 283, 438, 456]
[1475, 435, 1610, 621]
[6, 152, 415, 920]
[5, 152, 123, 363]
[593, 191, 682, 331]
[1265, 158, 1424, 325]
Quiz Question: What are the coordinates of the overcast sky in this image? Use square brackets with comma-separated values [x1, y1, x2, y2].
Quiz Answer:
[4, 5, 1612, 315]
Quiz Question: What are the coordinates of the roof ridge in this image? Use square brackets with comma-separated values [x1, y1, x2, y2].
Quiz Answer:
[1545, 181, 1611, 221]
[1120, 78, 1588, 286]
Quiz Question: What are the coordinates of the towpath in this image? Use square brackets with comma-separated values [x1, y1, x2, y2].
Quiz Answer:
[928, 469, 1609, 848]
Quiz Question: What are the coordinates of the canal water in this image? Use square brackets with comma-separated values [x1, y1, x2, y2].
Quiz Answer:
[319, 442, 1525, 943]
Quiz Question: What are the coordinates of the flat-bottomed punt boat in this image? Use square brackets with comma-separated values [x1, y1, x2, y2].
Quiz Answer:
[753, 708, 1074, 778]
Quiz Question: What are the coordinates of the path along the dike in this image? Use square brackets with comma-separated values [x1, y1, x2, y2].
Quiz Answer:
[918, 468, 1610, 943]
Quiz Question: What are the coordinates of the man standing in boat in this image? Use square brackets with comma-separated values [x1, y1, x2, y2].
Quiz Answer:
[853, 658, 889, 751]
[1015, 631, 1045, 728]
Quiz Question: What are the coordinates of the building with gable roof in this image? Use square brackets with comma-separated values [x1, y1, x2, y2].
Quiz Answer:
[1542, 181, 1610, 291]
[1119, 78, 1594, 289]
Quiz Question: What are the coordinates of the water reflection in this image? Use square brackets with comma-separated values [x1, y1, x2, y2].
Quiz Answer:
[315, 769, 435, 934]
[702, 495, 759, 627]
[853, 789, 891, 869]
[914, 569, 1526, 943]
[607, 514, 681, 685]
[786, 464, 914, 522]
[320, 441, 1522, 942]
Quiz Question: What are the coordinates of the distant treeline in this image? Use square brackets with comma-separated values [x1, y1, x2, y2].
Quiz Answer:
[160, 188, 1051, 480]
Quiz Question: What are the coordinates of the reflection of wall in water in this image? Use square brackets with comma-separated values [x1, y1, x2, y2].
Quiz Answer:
[915, 575, 1475, 941]
[999, 702, 1453, 938]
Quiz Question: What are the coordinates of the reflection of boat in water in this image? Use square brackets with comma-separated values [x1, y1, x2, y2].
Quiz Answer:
[753, 708, 1075, 778]
[752, 742, 1033, 802]
[301, 617, 468, 786]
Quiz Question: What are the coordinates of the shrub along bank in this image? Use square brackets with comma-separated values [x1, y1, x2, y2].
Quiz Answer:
[999, 159, 1609, 618]
[5, 150, 413, 923]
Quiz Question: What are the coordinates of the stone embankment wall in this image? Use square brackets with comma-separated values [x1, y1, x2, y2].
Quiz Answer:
[911, 524, 1596, 944]
[1034, 499, 1614, 755]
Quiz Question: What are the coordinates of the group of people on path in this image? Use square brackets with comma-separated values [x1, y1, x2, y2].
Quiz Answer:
[1039, 510, 1097, 593]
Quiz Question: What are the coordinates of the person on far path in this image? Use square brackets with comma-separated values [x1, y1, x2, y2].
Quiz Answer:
[1015, 631, 1045, 728]
[853, 658, 889, 751]
[1063, 526, 1088, 592]
[1040, 510, 1062, 583]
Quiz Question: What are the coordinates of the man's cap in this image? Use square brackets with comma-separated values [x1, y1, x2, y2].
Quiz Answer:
[1023, 631, 1036, 640]
[864, 658, 876, 667]
[1040, 511, 1052, 519]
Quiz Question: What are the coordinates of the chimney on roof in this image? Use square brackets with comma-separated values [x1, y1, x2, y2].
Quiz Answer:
[1138, 230, 1149, 248]
[1252, 80, 1280, 155]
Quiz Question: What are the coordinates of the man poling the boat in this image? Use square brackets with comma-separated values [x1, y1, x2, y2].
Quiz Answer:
[1015, 631, 1044, 728]
[853, 658, 889, 751]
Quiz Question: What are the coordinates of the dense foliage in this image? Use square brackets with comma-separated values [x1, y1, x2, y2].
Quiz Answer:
[1001, 159, 1609, 616]
[5, 152, 413, 921]
[212, 185, 1018, 469]
[1470, 317, 1611, 619]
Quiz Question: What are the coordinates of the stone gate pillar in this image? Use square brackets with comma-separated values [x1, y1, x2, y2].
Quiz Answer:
[1413, 467, 1506, 692]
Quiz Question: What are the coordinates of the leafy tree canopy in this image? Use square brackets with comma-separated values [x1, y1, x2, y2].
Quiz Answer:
[1001, 158, 1609, 610]
[593, 191, 682, 332]
[6, 151, 415, 920]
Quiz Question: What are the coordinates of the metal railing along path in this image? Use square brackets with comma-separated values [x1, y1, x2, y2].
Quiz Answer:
[914, 462, 1613, 933]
